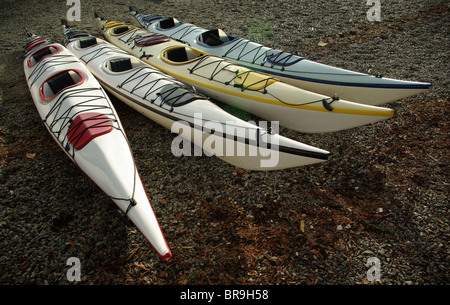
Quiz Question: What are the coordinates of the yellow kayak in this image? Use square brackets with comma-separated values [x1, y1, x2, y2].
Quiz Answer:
[130, 7, 431, 106]
[95, 15, 394, 133]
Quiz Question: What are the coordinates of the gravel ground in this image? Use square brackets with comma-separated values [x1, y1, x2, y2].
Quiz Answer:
[0, 0, 448, 285]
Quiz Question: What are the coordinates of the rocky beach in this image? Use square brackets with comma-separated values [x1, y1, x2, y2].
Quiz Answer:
[0, 0, 448, 286]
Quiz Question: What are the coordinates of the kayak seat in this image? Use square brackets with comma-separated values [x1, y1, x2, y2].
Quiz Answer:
[158, 17, 179, 29]
[113, 26, 130, 35]
[79, 37, 97, 48]
[32, 47, 53, 63]
[166, 47, 188, 62]
[165, 47, 202, 63]
[47, 71, 77, 96]
[200, 29, 232, 46]
[27, 46, 62, 68]
[40, 70, 84, 101]
[109, 58, 133, 72]
[266, 50, 304, 67]
[67, 112, 113, 150]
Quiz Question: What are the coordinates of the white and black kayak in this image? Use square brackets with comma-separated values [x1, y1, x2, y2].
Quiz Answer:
[130, 7, 432, 106]
[95, 14, 395, 133]
[23, 30, 172, 261]
[62, 21, 331, 170]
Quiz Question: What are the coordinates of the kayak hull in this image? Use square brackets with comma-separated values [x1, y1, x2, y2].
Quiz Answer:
[63, 26, 331, 170]
[95, 17, 395, 133]
[23, 33, 171, 261]
[130, 9, 431, 106]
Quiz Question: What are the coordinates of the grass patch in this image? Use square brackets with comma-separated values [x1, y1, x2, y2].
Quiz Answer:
[244, 16, 274, 43]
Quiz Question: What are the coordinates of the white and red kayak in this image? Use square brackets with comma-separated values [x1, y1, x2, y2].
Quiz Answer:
[23, 30, 172, 262]
[61, 21, 331, 170]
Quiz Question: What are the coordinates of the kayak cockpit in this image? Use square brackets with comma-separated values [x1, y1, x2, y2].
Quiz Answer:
[27, 45, 62, 67]
[110, 25, 133, 36]
[155, 17, 182, 30]
[78, 37, 98, 49]
[162, 46, 207, 64]
[39, 70, 85, 102]
[104, 57, 145, 73]
[198, 29, 237, 47]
